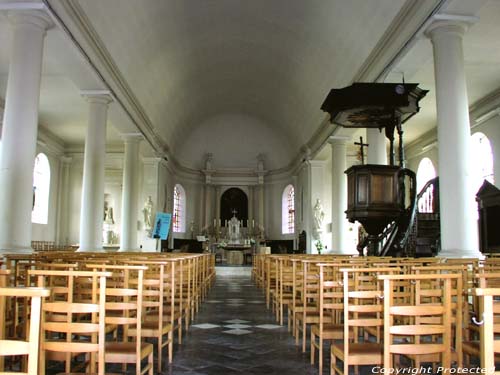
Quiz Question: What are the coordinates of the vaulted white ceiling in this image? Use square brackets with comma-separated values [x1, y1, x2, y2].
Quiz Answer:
[0, 0, 499, 171]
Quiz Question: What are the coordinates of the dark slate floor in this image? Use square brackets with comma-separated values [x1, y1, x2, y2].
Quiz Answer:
[162, 268, 320, 375]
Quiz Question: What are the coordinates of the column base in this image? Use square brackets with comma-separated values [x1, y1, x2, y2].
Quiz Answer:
[0, 246, 34, 256]
[438, 247, 484, 259]
[77, 246, 105, 253]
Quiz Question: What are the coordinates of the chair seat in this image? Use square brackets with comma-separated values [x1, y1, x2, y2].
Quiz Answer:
[311, 324, 344, 339]
[129, 321, 173, 336]
[105, 341, 154, 363]
[331, 342, 383, 364]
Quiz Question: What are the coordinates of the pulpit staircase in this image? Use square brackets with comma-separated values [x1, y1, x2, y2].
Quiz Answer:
[358, 177, 441, 257]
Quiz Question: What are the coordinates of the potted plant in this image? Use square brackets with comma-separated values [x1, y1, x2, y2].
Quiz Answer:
[315, 239, 323, 254]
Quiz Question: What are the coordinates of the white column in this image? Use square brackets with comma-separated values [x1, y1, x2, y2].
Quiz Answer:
[204, 184, 212, 229]
[330, 138, 353, 254]
[0, 10, 52, 254]
[426, 18, 480, 258]
[55, 156, 72, 245]
[366, 128, 387, 165]
[78, 92, 112, 252]
[119, 134, 142, 251]
[258, 184, 265, 234]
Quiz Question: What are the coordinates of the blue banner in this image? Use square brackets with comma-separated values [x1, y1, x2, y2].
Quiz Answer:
[152, 212, 171, 240]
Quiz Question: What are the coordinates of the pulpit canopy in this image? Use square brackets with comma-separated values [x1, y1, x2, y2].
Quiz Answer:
[321, 82, 428, 128]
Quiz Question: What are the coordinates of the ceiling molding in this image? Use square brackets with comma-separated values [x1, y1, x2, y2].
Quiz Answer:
[354, 0, 445, 83]
[44, 0, 169, 158]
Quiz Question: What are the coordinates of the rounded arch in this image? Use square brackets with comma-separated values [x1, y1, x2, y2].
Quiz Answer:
[282, 184, 295, 234]
[416, 157, 437, 192]
[416, 157, 437, 214]
[220, 187, 248, 226]
[471, 132, 494, 194]
[173, 184, 186, 233]
[32, 153, 51, 224]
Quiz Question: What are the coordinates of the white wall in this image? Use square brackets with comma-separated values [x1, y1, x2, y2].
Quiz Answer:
[175, 113, 293, 170]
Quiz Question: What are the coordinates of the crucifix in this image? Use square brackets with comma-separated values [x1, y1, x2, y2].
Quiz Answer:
[231, 209, 238, 217]
[354, 136, 369, 164]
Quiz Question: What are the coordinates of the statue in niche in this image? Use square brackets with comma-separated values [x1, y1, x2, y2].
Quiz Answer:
[205, 153, 214, 170]
[103, 200, 114, 225]
[142, 196, 154, 230]
[313, 199, 324, 239]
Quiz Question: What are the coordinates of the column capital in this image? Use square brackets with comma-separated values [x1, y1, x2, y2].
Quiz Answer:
[328, 136, 350, 146]
[5, 9, 53, 32]
[80, 90, 113, 105]
[121, 133, 143, 143]
[425, 14, 478, 40]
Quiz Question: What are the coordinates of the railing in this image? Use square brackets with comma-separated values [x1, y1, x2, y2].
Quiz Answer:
[417, 177, 439, 214]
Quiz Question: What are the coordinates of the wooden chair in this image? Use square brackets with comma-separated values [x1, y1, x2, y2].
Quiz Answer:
[379, 273, 458, 371]
[127, 260, 175, 373]
[0, 286, 50, 375]
[295, 259, 321, 352]
[463, 287, 500, 369]
[330, 268, 395, 375]
[87, 264, 154, 375]
[470, 288, 500, 373]
[29, 269, 111, 375]
[310, 263, 344, 375]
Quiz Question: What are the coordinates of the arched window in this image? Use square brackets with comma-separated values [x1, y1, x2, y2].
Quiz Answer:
[282, 184, 295, 234]
[416, 157, 437, 213]
[172, 184, 186, 233]
[471, 132, 494, 194]
[32, 153, 50, 224]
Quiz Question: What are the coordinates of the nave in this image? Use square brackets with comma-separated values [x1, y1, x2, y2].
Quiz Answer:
[161, 267, 318, 375]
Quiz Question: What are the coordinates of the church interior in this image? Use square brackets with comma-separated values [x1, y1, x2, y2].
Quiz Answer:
[2, 0, 500, 374]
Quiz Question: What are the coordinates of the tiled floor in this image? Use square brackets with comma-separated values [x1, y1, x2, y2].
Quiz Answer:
[162, 268, 320, 375]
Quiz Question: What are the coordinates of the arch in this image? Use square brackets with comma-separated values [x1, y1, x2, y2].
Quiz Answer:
[471, 132, 494, 194]
[416, 157, 437, 214]
[220, 187, 248, 226]
[416, 157, 437, 192]
[173, 184, 186, 233]
[32, 153, 51, 224]
[282, 184, 295, 234]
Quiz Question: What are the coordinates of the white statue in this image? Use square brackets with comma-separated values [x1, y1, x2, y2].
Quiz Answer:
[313, 199, 324, 231]
[103, 201, 114, 224]
[143, 196, 154, 230]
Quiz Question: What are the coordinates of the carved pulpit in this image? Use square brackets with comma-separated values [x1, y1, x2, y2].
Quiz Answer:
[321, 82, 426, 256]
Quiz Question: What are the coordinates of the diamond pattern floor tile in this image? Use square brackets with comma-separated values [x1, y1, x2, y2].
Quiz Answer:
[224, 318, 251, 324]
[223, 328, 253, 335]
[191, 323, 221, 329]
[224, 323, 252, 329]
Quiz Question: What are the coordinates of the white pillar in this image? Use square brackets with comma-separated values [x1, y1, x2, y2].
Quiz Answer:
[330, 138, 353, 254]
[426, 18, 480, 258]
[258, 184, 265, 234]
[366, 128, 387, 165]
[204, 184, 212, 229]
[119, 134, 142, 251]
[56, 156, 72, 245]
[0, 10, 52, 254]
[78, 92, 112, 252]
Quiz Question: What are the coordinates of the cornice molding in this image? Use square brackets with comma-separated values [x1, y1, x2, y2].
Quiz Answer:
[45, 0, 168, 156]
[354, 0, 444, 83]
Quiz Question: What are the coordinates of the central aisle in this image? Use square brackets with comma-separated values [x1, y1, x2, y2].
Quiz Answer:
[166, 267, 319, 375]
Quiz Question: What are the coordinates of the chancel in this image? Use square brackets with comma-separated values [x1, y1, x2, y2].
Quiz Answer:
[1, 0, 500, 374]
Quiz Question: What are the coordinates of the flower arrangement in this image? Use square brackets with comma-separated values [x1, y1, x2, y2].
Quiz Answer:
[217, 241, 227, 248]
[315, 239, 324, 254]
[250, 238, 256, 245]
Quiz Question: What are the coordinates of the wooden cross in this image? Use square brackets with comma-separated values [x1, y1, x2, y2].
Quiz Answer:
[354, 136, 369, 164]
